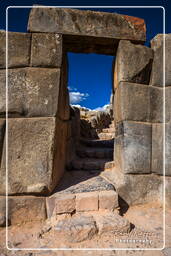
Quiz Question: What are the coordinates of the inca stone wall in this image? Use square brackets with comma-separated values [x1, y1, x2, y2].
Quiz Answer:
[114, 34, 171, 206]
[0, 30, 70, 196]
[0, 7, 170, 227]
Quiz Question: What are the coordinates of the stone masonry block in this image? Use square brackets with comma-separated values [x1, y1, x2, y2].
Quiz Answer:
[0, 197, 6, 227]
[99, 190, 118, 211]
[76, 192, 98, 212]
[115, 121, 152, 174]
[28, 7, 146, 43]
[0, 117, 67, 195]
[150, 86, 171, 123]
[114, 82, 150, 123]
[46, 194, 75, 217]
[0, 68, 61, 117]
[31, 33, 62, 67]
[0, 30, 31, 68]
[0, 196, 46, 227]
[8, 196, 46, 225]
[152, 122, 171, 176]
[109, 168, 162, 206]
[114, 40, 153, 90]
[150, 34, 171, 86]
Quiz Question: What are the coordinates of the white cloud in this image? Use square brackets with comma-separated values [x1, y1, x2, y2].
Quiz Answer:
[71, 104, 91, 111]
[93, 104, 110, 111]
[69, 91, 89, 104]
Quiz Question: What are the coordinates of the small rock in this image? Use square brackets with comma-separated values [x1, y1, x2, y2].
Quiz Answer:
[54, 215, 98, 243]
[96, 213, 131, 235]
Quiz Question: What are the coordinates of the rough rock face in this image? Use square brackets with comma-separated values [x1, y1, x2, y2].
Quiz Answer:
[96, 212, 131, 235]
[152, 122, 171, 176]
[28, 7, 146, 42]
[114, 40, 153, 90]
[150, 34, 171, 86]
[102, 168, 162, 206]
[0, 68, 61, 117]
[115, 121, 152, 174]
[54, 215, 98, 243]
[114, 82, 150, 123]
[31, 33, 62, 67]
[0, 30, 31, 68]
[0, 117, 67, 195]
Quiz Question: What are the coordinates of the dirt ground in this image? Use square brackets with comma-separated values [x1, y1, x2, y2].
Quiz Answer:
[0, 202, 170, 256]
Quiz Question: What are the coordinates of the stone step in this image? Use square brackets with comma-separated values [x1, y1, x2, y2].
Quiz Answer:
[53, 212, 131, 243]
[98, 133, 114, 140]
[71, 158, 113, 171]
[102, 127, 115, 133]
[76, 147, 113, 159]
[80, 138, 114, 148]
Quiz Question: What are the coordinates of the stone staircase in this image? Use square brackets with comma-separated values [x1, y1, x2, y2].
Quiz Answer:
[45, 121, 133, 243]
[70, 121, 115, 172]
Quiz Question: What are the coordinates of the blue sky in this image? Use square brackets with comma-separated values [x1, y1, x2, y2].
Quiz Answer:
[0, 0, 170, 109]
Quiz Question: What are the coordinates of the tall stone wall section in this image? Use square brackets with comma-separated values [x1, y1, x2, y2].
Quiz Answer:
[1, 6, 170, 226]
[0, 30, 71, 196]
[113, 35, 171, 206]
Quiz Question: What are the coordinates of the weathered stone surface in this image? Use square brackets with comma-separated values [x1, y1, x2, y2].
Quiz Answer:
[114, 40, 153, 90]
[152, 122, 171, 176]
[8, 196, 46, 225]
[0, 197, 6, 227]
[57, 53, 70, 121]
[166, 177, 171, 208]
[99, 190, 118, 211]
[76, 192, 98, 212]
[150, 86, 171, 123]
[27, 8, 146, 55]
[102, 168, 163, 206]
[0, 196, 46, 227]
[46, 194, 75, 217]
[31, 33, 62, 67]
[0, 117, 67, 195]
[54, 215, 97, 242]
[0, 68, 61, 117]
[150, 34, 171, 86]
[96, 212, 131, 235]
[0, 30, 31, 68]
[28, 8, 146, 43]
[115, 121, 152, 174]
[114, 82, 150, 123]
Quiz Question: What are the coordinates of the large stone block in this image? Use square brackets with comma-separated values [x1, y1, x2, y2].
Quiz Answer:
[0, 68, 61, 117]
[114, 40, 153, 90]
[0, 197, 6, 227]
[46, 193, 75, 217]
[8, 196, 46, 225]
[99, 190, 118, 211]
[28, 8, 146, 45]
[152, 122, 171, 176]
[166, 177, 171, 208]
[115, 121, 152, 174]
[0, 117, 67, 195]
[114, 82, 150, 123]
[150, 86, 171, 123]
[0, 196, 46, 226]
[0, 30, 30, 68]
[102, 168, 163, 206]
[31, 33, 62, 67]
[76, 192, 98, 212]
[150, 34, 171, 86]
